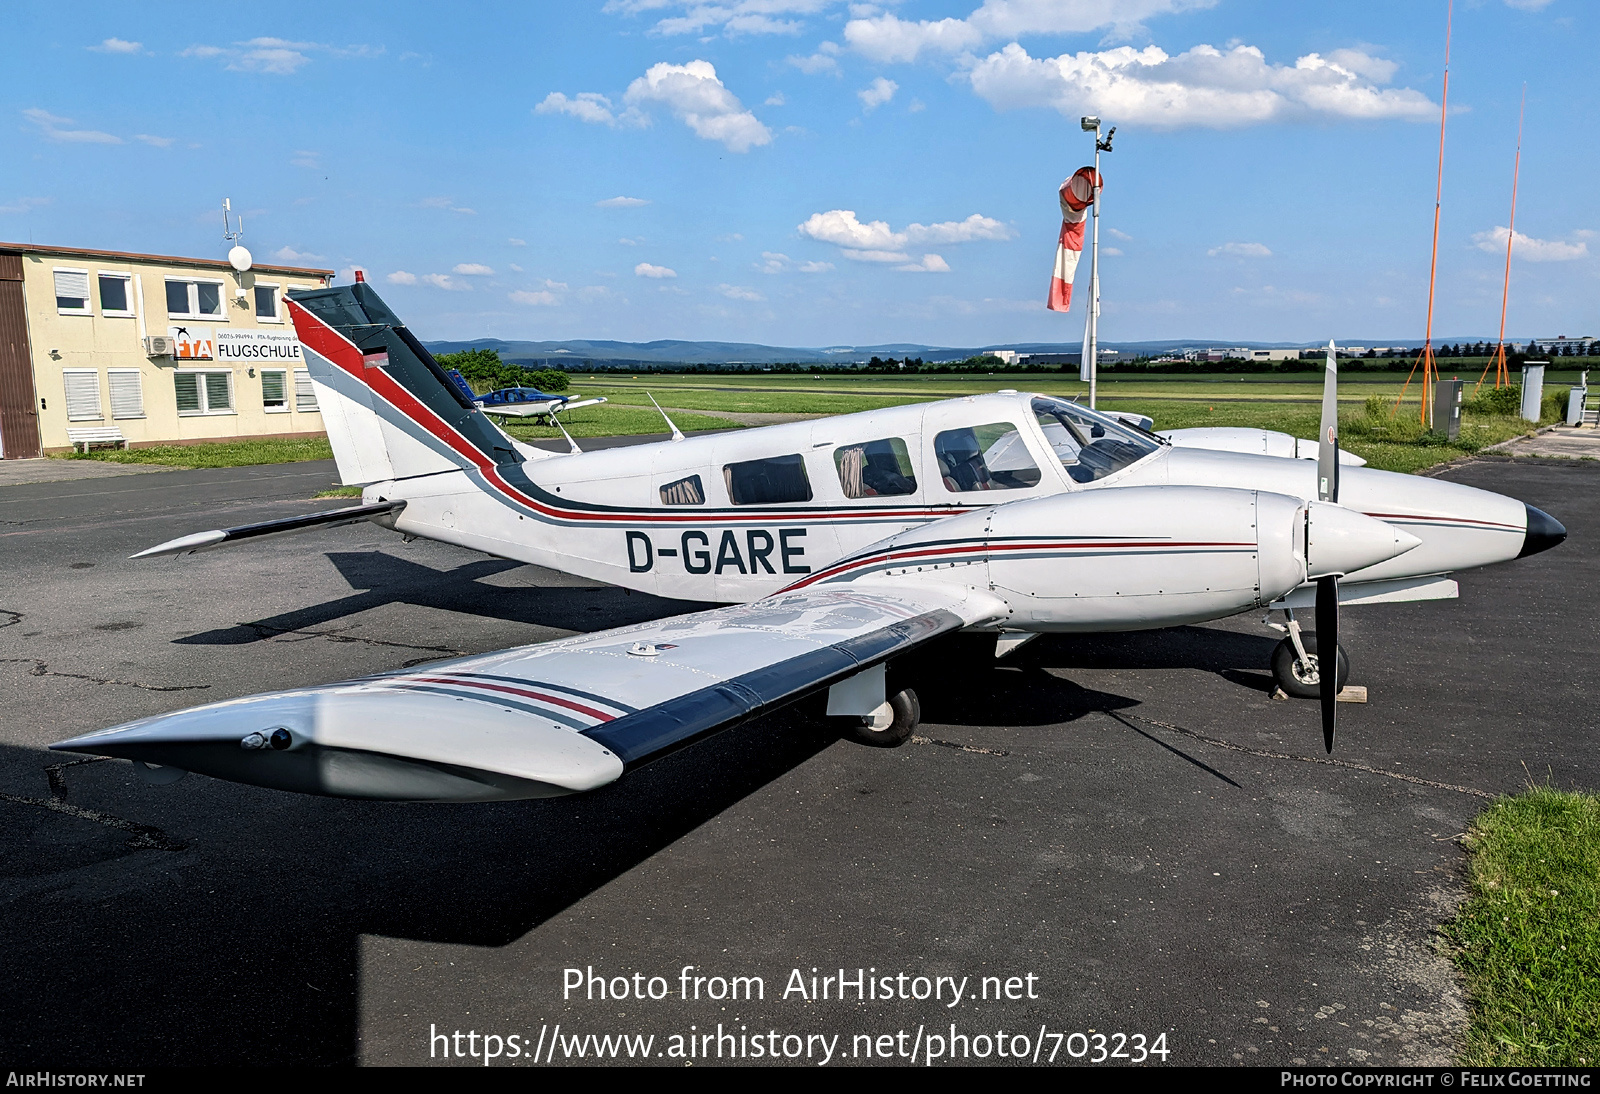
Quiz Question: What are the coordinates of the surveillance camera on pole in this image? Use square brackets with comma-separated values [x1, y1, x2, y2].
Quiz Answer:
[1078, 118, 1113, 407]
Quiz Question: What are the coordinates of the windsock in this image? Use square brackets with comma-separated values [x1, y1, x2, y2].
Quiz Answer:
[1047, 166, 1101, 312]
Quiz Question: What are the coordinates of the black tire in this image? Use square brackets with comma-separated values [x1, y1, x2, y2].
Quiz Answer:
[1270, 634, 1349, 700]
[844, 687, 920, 748]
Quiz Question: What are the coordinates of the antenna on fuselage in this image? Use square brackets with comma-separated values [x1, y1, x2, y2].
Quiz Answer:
[647, 393, 685, 442]
[551, 412, 583, 455]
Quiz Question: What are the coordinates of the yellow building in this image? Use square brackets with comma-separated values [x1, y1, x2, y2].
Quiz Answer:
[0, 242, 333, 459]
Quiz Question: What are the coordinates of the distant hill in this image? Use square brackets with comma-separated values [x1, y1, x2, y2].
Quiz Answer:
[421, 336, 1489, 368]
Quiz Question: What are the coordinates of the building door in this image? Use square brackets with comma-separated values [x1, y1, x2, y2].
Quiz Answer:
[0, 254, 41, 459]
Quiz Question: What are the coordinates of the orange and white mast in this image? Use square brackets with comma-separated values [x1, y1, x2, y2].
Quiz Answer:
[1395, 0, 1452, 424]
[1480, 85, 1525, 392]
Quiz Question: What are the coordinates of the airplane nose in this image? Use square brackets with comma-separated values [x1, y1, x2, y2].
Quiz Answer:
[1518, 504, 1567, 559]
[1305, 501, 1422, 578]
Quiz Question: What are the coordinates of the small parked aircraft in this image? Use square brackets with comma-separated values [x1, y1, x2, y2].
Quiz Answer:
[52, 284, 1564, 801]
[443, 367, 607, 422]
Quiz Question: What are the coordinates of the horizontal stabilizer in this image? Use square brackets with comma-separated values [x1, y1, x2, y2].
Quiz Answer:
[130, 500, 406, 559]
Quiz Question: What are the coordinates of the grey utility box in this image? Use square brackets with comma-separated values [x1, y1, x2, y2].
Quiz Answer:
[1521, 362, 1547, 422]
[1567, 386, 1588, 427]
[1432, 377, 1463, 440]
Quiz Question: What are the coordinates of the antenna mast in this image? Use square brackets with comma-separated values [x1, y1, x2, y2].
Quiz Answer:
[1395, 0, 1452, 425]
[1480, 85, 1525, 392]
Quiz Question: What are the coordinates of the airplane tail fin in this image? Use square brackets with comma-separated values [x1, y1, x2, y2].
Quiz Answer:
[286, 283, 523, 486]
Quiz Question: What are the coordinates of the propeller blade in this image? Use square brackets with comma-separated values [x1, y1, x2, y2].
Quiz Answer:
[1317, 574, 1339, 753]
[1318, 339, 1340, 504]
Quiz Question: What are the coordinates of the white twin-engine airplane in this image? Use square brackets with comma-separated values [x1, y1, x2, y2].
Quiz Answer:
[52, 283, 1565, 802]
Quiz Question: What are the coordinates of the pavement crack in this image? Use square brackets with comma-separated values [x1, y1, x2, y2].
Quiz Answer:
[0, 608, 21, 629]
[1131, 714, 1494, 799]
[237, 621, 463, 654]
[0, 758, 186, 852]
[0, 657, 211, 692]
[911, 735, 1011, 757]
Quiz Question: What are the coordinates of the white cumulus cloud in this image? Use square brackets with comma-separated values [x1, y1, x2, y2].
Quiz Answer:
[844, 0, 1207, 63]
[635, 262, 678, 278]
[23, 108, 121, 144]
[1208, 242, 1272, 257]
[452, 263, 494, 275]
[858, 77, 898, 111]
[535, 92, 638, 127]
[606, 0, 837, 38]
[597, 196, 651, 207]
[272, 246, 325, 262]
[510, 290, 561, 305]
[89, 37, 143, 54]
[386, 271, 418, 285]
[1472, 226, 1589, 262]
[897, 254, 951, 272]
[799, 209, 1014, 249]
[967, 42, 1434, 128]
[0, 196, 51, 215]
[719, 284, 765, 301]
[624, 60, 773, 152]
[182, 37, 379, 76]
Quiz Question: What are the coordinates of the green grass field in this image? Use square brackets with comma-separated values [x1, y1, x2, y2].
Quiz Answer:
[56, 369, 1569, 472]
[1447, 787, 1600, 1065]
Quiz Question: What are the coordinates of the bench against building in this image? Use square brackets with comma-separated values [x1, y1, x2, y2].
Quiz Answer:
[0, 243, 333, 459]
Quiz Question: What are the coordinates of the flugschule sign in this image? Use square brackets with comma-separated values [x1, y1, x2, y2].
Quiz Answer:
[166, 327, 303, 363]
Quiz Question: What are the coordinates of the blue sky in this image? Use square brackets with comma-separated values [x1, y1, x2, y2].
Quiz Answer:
[4, 1, 1595, 347]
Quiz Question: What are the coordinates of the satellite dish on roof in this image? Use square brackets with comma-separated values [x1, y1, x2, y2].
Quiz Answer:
[228, 245, 253, 273]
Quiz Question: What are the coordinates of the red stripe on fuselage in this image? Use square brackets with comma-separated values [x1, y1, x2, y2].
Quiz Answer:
[287, 299, 964, 526]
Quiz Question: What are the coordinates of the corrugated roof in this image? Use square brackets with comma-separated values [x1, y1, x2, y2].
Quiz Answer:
[0, 241, 335, 278]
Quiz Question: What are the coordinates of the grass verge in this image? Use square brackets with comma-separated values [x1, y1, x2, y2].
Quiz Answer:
[1444, 786, 1600, 1065]
[493, 403, 740, 440]
[58, 435, 335, 468]
[314, 486, 363, 498]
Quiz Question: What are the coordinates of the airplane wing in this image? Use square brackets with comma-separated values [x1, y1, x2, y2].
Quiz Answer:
[551, 396, 607, 414]
[129, 501, 406, 559]
[51, 582, 1007, 802]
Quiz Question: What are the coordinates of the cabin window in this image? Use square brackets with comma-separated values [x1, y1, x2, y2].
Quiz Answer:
[834, 437, 917, 499]
[660, 474, 705, 505]
[934, 423, 1040, 492]
[724, 454, 812, 505]
[1031, 397, 1159, 483]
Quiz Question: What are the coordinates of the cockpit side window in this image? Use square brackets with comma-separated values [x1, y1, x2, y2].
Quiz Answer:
[1031, 397, 1159, 483]
[834, 437, 917, 499]
[934, 422, 1041, 492]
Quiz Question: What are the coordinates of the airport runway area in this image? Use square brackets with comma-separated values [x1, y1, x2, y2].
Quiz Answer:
[1, 455, 1592, 1067]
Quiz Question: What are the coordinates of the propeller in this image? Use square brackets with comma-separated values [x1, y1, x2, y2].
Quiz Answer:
[1316, 338, 1340, 753]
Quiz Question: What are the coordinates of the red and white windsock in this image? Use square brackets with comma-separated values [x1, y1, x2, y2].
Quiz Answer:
[1047, 166, 1101, 313]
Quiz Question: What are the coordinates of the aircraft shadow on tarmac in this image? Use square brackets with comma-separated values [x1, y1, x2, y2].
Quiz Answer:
[173, 550, 714, 647]
[1, 556, 1289, 1066]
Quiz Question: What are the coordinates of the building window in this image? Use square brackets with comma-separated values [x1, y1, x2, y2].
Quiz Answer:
[834, 437, 917, 498]
[63, 370, 103, 420]
[723, 454, 812, 505]
[99, 273, 133, 316]
[254, 283, 280, 321]
[659, 475, 705, 505]
[108, 370, 145, 419]
[54, 269, 91, 314]
[175, 370, 234, 415]
[293, 368, 318, 412]
[261, 369, 288, 412]
[165, 278, 225, 319]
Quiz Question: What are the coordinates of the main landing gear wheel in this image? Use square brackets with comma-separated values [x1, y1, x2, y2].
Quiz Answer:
[1270, 634, 1349, 700]
[845, 687, 920, 748]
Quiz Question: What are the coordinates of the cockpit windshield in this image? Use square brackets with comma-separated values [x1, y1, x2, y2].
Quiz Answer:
[1031, 397, 1161, 483]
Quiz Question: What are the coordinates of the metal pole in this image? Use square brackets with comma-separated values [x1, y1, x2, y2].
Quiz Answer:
[1087, 128, 1100, 409]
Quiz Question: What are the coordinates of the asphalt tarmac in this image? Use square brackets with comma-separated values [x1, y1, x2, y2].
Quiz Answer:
[0, 454, 1591, 1068]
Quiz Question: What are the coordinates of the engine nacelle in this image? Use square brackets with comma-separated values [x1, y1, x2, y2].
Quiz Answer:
[849, 486, 1416, 632]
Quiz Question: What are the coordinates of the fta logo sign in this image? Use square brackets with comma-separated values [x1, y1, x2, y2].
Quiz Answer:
[168, 325, 214, 360]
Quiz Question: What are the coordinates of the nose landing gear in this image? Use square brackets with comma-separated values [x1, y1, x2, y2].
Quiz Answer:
[1266, 608, 1348, 700]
